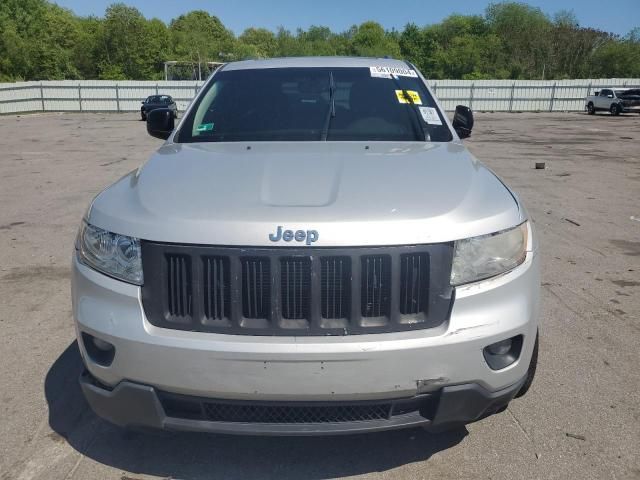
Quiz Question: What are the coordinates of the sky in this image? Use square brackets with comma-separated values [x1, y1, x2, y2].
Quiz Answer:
[52, 0, 639, 37]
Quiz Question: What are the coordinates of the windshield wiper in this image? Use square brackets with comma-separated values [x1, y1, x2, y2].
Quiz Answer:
[389, 75, 430, 142]
[321, 71, 336, 141]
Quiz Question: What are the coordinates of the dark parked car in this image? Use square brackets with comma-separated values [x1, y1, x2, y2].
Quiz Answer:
[141, 95, 177, 121]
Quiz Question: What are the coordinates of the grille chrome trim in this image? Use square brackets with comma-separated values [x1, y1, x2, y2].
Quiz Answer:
[141, 242, 454, 336]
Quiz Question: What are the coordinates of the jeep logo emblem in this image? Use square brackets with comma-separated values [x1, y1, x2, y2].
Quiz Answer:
[269, 226, 318, 245]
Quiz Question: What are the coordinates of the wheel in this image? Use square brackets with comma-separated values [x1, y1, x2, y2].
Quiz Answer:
[141, 112, 146, 121]
[173, 111, 178, 119]
[515, 330, 538, 398]
[610, 103, 621, 116]
[587, 102, 595, 115]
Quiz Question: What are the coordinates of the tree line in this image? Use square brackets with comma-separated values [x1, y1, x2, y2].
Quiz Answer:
[1, 0, 639, 82]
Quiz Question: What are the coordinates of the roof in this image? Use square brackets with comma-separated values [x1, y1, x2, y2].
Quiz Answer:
[222, 56, 412, 71]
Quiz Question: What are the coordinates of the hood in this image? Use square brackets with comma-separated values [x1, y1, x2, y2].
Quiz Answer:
[89, 141, 522, 246]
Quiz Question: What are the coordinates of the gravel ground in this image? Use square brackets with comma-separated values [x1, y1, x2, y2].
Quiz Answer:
[0, 112, 639, 480]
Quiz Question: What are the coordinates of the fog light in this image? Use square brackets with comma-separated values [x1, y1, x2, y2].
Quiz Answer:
[92, 337, 113, 351]
[487, 338, 512, 356]
[483, 335, 523, 370]
[81, 332, 115, 366]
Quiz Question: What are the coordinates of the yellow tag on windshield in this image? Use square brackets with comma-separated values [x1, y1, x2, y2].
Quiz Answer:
[395, 90, 422, 105]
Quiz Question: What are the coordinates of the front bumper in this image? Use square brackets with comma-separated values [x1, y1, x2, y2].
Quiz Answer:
[72, 246, 539, 433]
[80, 370, 526, 435]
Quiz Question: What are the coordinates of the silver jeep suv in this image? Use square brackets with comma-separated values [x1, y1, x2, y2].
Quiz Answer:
[72, 57, 539, 435]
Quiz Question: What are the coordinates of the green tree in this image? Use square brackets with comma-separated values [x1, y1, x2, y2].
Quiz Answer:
[351, 21, 401, 58]
[0, 0, 81, 80]
[94, 4, 164, 79]
[486, 2, 553, 78]
[239, 27, 277, 58]
[0, 0, 637, 82]
[170, 11, 235, 70]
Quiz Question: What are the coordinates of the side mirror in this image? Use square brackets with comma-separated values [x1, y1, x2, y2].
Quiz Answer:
[452, 105, 474, 139]
[608, 94, 614, 98]
[146, 108, 175, 140]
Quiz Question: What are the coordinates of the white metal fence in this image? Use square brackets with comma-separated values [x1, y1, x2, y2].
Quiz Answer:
[1, 78, 639, 114]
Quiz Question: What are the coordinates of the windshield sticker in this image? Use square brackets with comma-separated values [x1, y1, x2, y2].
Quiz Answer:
[370, 66, 418, 78]
[395, 90, 422, 105]
[419, 106, 442, 125]
[196, 123, 214, 132]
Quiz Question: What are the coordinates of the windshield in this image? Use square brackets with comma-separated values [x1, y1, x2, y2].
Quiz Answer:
[178, 67, 452, 142]
[147, 95, 171, 103]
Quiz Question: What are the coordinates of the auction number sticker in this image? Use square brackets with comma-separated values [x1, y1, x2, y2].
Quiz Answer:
[370, 66, 418, 78]
[395, 90, 422, 105]
[419, 106, 442, 125]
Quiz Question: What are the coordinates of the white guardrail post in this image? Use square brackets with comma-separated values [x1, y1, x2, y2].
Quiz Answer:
[509, 82, 515, 112]
[40, 82, 45, 111]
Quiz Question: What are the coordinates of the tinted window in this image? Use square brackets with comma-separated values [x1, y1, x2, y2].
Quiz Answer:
[147, 95, 171, 103]
[178, 67, 452, 143]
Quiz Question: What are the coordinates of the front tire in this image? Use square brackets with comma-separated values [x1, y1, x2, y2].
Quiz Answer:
[515, 331, 538, 398]
[141, 112, 147, 121]
[610, 103, 621, 116]
[587, 102, 595, 115]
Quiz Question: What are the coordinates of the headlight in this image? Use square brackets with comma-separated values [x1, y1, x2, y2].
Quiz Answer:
[451, 222, 528, 286]
[76, 221, 143, 285]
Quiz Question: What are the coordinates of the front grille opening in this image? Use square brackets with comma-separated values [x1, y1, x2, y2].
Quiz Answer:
[157, 390, 438, 425]
[399, 253, 429, 316]
[166, 254, 192, 319]
[142, 240, 453, 336]
[202, 402, 392, 424]
[280, 257, 311, 321]
[162, 395, 203, 420]
[241, 257, 271, 320]
[203, 256, 231, 322]
[320, 257, 351, 320]
[361, 255, 391, 319]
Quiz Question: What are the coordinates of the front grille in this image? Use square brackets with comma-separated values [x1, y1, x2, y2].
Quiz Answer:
[203, 402, 390, 424]
[158, 391, 437, 424]
[142, 243, 454, 336]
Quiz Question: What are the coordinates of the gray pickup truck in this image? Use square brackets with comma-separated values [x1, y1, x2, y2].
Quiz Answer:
[73, 57, 539, 435]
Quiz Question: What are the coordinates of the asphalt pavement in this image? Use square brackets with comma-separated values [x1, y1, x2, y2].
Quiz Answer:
[0, 111, 638, 480]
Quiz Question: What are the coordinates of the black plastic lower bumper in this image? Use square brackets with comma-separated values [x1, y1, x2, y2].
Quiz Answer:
[80, 371, 526, 435]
